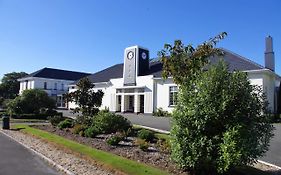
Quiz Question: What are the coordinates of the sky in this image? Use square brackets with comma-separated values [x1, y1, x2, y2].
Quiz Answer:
[0, 0, 280, 79]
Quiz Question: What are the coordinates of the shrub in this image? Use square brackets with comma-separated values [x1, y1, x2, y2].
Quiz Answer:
[106, 135, 123, 146]
[135, 138, 149, 151]
[79, 130, 85, 137]
[7, 89, 55, 115]
[74, 115, 93, 127]
[48, 115, 65, 126]
[93, 111, 132, 134]
[170, 61, 274, 174]
[72, 124, 87, 135]
[157, 138, 171, 153]
[137, 129, 155, 142]
[58, 119, 73, 129]
[153, 108, 171, 117]
[84, 126, 100, 138]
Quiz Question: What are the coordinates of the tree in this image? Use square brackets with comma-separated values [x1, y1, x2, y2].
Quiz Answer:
[7, 89, 56, 114]
[0, 72, 28, 99]
[65, 77, 104, 116]
[159, 33, 274, 174]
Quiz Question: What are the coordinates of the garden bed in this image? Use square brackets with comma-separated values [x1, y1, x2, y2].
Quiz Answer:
[33, 124, 184, 175]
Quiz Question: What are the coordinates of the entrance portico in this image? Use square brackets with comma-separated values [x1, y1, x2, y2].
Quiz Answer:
[116, 86, 145, 113]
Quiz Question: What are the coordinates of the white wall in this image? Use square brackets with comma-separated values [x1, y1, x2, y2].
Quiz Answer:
[19, 77, 74, 96]
[154, 78, 177, 113]
[245, 71, 277, 113]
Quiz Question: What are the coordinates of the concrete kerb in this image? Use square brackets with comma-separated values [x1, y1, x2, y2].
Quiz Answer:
[257, 160, 281, 170]
[0, 129, 75, 175]
[133, 124, 170, 134]
[135, 124, 281, 170]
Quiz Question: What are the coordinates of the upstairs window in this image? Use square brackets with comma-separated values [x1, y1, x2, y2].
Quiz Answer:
[54, 83, 57, 90]
[61, 83, 64, 90]
[44, 82, 47, 90]
[169, 86, 178, 106]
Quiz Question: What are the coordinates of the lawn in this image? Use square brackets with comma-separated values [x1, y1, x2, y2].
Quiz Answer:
[13, 124, 170, 175]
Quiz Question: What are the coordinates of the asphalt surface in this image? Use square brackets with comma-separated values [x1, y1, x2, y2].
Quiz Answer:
[0, 132, 60, 175]
[260, 124, 281, 167]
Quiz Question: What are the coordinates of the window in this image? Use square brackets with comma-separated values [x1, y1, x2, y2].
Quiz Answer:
[169, 86, 178, 106]
[44, 82, 47, 90]
[61, 83, 64, 90]
[54, 83, 57, 90]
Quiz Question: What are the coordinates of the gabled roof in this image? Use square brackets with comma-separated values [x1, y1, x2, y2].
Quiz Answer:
[74, 48, 265, 84]
[20, 67, 91, 81]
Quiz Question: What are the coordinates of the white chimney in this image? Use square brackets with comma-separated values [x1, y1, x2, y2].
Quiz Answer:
[265, 36, 275, 71]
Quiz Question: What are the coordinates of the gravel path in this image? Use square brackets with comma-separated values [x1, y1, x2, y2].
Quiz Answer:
[1, 129, 114, 175]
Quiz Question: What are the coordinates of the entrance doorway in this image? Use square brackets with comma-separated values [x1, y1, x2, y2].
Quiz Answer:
[140, 95, 144, 113]
[127, 95, 134, 112]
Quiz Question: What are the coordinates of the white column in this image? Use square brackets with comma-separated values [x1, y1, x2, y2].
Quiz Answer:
[134, 94, 140, 113]
[121, 94, 125, 112]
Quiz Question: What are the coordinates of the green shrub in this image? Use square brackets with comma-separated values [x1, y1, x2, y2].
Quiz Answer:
[137, 129, 155, 142]
[170, 61, 274, 174]
[84, 126, 100, 138]
[106, 135, 123, 146]
[157, 138, 171, 153]
[93, 111, 132, 134]
[135, 138, 149, 151]
[153, 108, 170, 117]
[72, 124, 87, 135]
[58, 119, 73, 129]
[7, 89, 55, 115]
[74, 115, 93, 127]
[48, 115, 65, 126]
[79, 130, 85, 137]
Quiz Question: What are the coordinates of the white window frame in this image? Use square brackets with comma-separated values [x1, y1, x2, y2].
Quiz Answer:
[169, 86, 178, 106]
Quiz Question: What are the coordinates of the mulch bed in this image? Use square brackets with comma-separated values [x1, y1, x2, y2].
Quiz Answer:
[33, 125, 186, 175]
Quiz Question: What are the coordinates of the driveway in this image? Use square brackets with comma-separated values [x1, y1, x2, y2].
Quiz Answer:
[0, 132, 60, 175]
[260, 124, 281, 167]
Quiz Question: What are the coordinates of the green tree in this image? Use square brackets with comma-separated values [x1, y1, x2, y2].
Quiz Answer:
[159, 33, 273, 174]
[7, 89, 55, 114]
[0, 72, 28, 99]
[65, 77, 104, 116]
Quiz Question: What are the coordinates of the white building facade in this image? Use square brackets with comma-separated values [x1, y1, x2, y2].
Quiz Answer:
[18, 68, 90, 108]
[69, 36, 281, 114]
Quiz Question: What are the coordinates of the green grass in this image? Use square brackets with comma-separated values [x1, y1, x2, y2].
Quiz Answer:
[13, 124, 169, 175]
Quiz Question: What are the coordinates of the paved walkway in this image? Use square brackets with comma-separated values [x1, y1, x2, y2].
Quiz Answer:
[0, 131, 60, 175]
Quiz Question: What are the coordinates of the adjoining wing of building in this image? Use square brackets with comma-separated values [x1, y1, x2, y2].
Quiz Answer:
[68, 36, 280, 114]
[18, 68, 91, 108]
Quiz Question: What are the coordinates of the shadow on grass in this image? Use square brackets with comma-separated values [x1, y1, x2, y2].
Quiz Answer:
[10, 127, 26, 131]
[230, 165, 281, 175]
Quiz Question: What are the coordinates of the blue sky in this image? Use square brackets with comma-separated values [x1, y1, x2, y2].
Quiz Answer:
[0, 0, 280, 79]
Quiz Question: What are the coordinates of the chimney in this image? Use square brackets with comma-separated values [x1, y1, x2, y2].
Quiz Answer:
[265, 36, 275, 71]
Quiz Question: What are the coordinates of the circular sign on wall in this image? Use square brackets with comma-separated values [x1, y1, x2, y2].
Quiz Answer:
[141, 52, 147, 59]
[127, 51, 134, 60]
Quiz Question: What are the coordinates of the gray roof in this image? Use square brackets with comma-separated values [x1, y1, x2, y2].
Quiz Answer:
[76, 48, 265, 84]
[21, 67, 91, 81]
